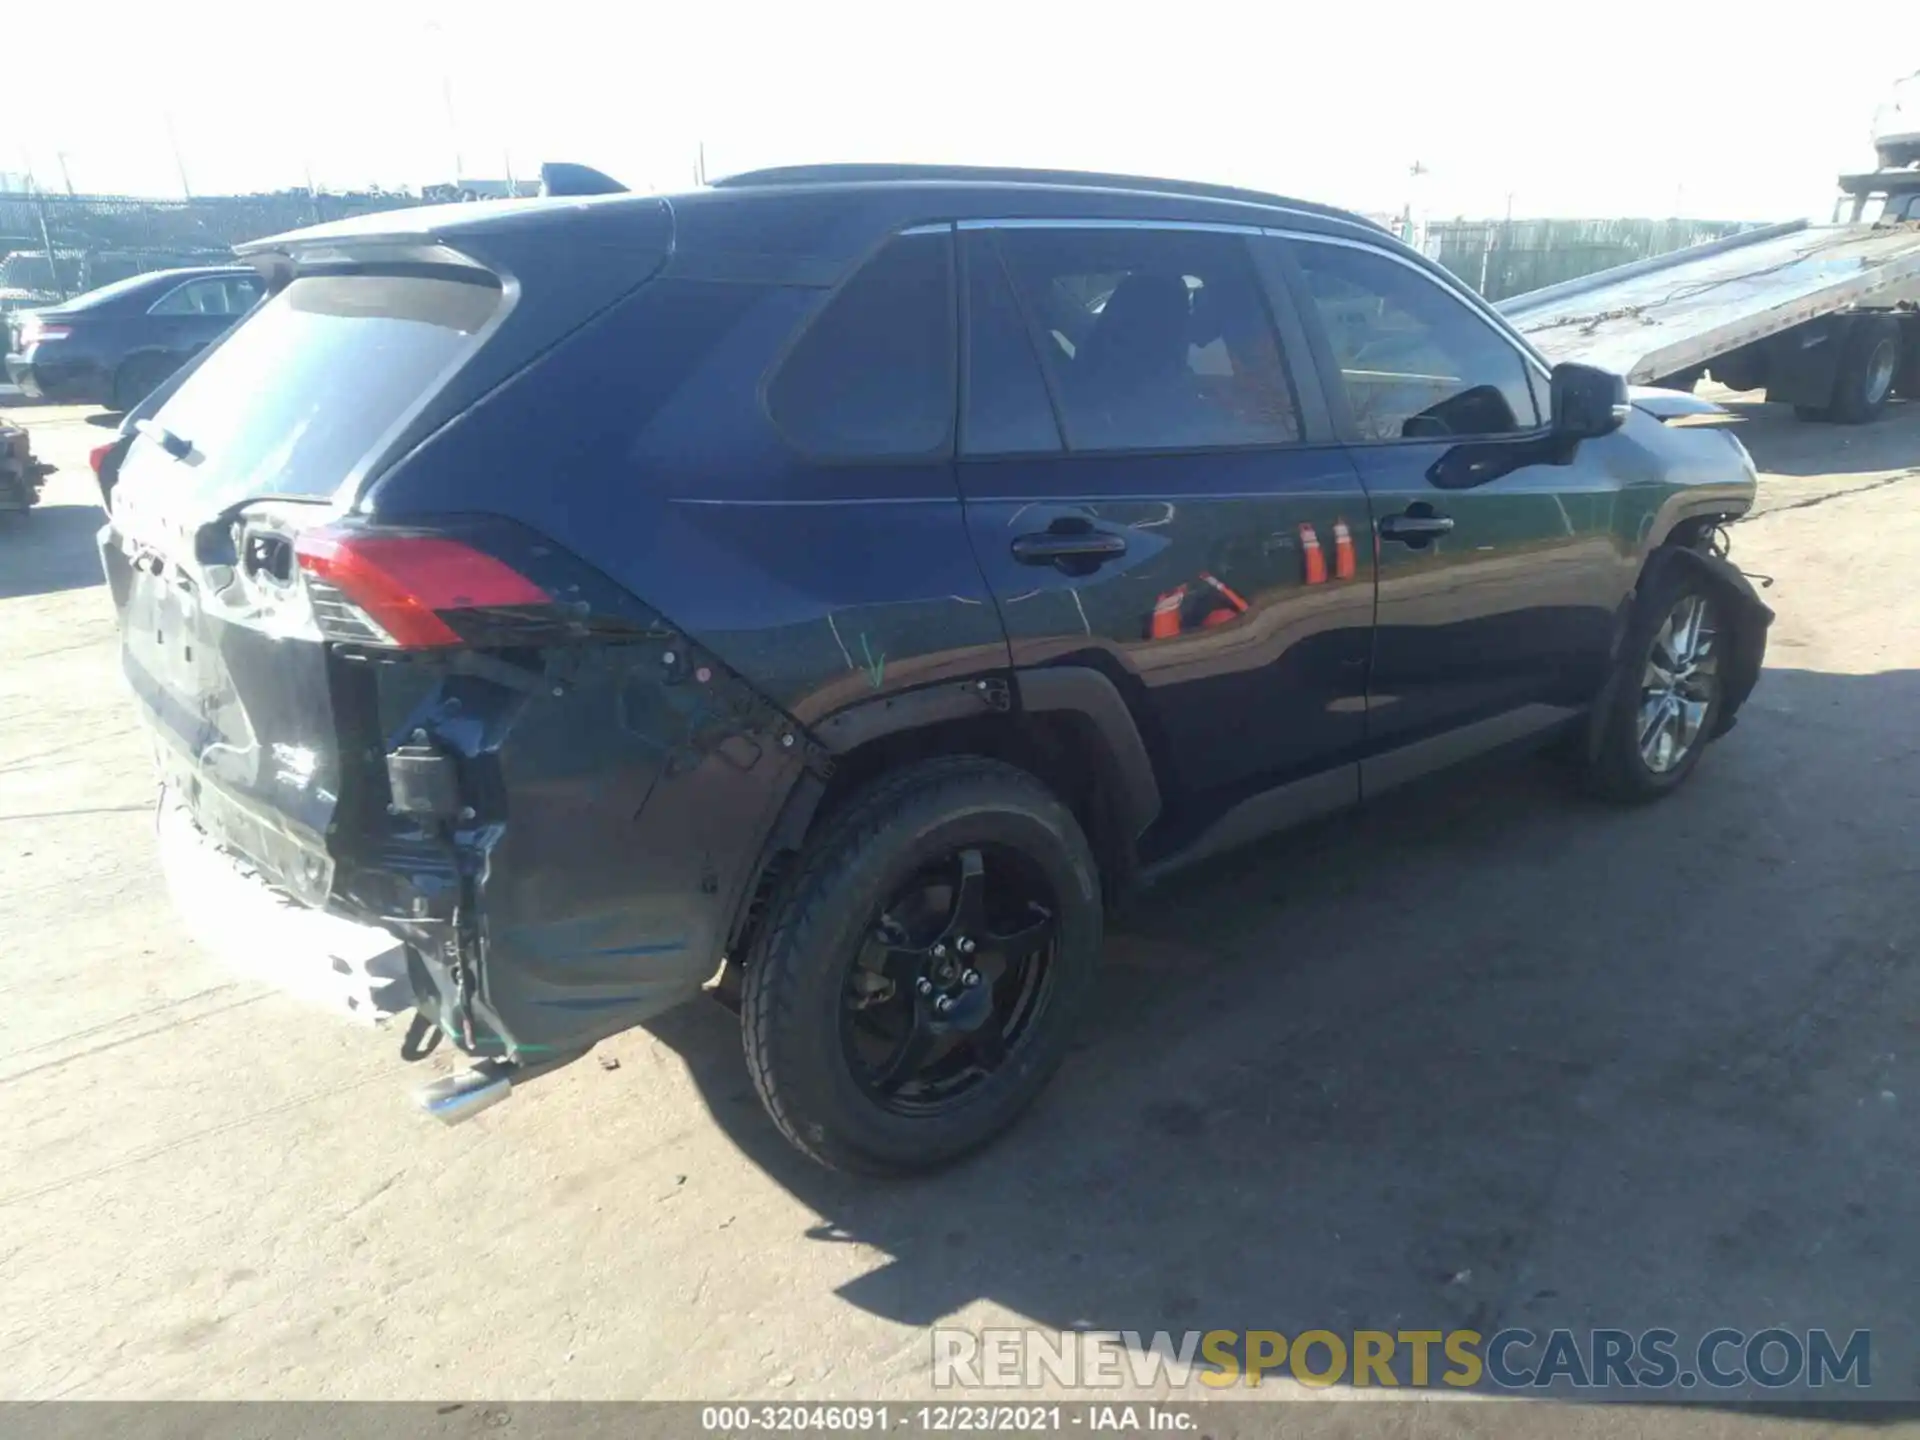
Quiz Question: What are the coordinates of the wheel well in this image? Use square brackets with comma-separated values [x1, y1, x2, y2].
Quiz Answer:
[112, 350, 173, 405]
[815, 708, 1134, 892]
[1631, 529, 1772, 726]
[726, 708, 1137, 967]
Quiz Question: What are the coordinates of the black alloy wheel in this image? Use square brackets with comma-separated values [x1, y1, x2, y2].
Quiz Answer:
[844, 844, 1060, 1113]
[741, 756, 1101, 1175]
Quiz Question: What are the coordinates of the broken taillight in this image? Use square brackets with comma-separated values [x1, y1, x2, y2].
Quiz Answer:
[294, 526, 550, 648]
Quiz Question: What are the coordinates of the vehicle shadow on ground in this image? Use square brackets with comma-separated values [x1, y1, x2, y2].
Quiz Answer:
[0, 502, 105, 599]
[1705, 394, 1920, 481]
[648, 666, 1920, 1402]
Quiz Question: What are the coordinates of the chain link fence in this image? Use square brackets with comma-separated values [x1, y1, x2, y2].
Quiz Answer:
[1419, 217, 1762, 302]
[0, 191, 426, 302]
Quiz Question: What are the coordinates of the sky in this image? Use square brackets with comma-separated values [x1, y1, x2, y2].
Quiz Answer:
[8, 0, 1917, 222]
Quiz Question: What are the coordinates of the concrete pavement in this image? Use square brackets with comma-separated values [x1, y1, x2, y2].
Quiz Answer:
[2, 394, 1917, 1415]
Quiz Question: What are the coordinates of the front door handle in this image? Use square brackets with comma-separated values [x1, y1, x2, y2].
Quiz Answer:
[1010, 529, 1128, 568]
[1378, 511, 1455, 542]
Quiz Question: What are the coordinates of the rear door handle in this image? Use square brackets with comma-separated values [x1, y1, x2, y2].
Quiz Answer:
[1010, 530, 1128, 567]
[1378, 512, 1455, 541]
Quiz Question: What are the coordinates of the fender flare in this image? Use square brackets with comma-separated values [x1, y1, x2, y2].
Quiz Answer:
[720, 667, 1162, 954]
[808, 667, 1162, 838]
[1015, 666, 1162, 838]
[1585, 545, 1773, 759]
[1659, 547, 1773, 729]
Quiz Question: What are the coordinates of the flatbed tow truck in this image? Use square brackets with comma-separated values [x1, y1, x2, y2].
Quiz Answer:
[1500, 168, 1920, 423]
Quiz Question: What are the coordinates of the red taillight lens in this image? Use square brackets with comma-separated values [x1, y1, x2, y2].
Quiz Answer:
[88, 441, 115, 475]
[294, 527, 550, 648]
[21, 320, 71, 344]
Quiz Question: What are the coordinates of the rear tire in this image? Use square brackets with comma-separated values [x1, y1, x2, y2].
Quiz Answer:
[1584, 564, 1726, 803]
[1828, 316, 1901, 425]
[1893, 327, 1920, 401]
[741, 756, 1102, 1175]
[111, 354, 177, 411]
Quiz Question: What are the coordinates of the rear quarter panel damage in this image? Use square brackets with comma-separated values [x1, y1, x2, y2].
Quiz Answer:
[353, 273, 1035, 1057]
[349, 623, 820, 1062]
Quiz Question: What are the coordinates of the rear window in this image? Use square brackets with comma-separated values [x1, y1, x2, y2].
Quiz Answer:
[49, 272, 174, 310]
[765, 230, 954, 458]
[118, 272, 501, 506]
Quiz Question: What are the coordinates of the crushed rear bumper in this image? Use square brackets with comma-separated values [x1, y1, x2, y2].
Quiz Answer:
[156, 790, 414, 1022]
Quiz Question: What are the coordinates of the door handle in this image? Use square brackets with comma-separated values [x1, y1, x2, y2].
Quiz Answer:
[1010, 529, 1128, 568]
[1378, 511, 1455, 542]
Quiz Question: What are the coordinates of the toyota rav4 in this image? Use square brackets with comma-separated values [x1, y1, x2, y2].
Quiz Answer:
[96, 164, 1771, 1174]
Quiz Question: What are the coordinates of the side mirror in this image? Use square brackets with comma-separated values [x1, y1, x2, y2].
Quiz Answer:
[1550, 362, 1630, 440]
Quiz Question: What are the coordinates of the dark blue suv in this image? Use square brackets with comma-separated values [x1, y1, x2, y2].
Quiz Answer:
[98, 166, 1770, 1173]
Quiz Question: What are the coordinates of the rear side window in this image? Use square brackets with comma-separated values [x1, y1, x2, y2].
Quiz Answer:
[766, 230, 955, 458]
[1292, 241, 1540, 441]
[994, 226, 1301, 452]
[118, 272, 500, 507]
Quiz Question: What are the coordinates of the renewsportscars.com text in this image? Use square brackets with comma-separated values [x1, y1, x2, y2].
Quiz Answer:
[932, 1327, 1872, 1391]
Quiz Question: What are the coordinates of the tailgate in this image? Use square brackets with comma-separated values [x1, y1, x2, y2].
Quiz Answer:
[102, 270, 507, 901]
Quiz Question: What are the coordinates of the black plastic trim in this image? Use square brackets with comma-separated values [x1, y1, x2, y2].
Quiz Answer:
[1015, 666, 1162, 837]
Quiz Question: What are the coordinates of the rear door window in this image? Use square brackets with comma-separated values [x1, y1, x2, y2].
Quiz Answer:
[961, 232, 1063, 455]
[766, 230, 955, 458]
[993, 226, 1301, 452]
[116, 272, 501, 509]
[1292, 241, 1541, 441]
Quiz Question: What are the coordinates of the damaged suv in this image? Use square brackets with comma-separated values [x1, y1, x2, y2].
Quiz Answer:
[97, 165, 1770, 1174]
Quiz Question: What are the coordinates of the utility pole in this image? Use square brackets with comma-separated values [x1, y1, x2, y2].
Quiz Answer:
[164, 112, 192, 198]
[1402, 160, 1429, 248]
[25, 176, 63, 300]
[422, 15, 463, 182]
[443, 73, 463, 180]
[55, 152, 75, 196]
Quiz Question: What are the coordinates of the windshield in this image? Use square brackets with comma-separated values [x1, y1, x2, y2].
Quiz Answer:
[115, 271, 501, 513]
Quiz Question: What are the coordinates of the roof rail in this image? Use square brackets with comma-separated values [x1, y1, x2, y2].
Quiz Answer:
[712, 163, 1379, 228]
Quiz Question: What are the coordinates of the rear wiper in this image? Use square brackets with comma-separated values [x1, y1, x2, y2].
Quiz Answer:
[133, 418, 194, 462]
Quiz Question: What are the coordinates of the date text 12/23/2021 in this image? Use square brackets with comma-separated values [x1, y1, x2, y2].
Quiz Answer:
[701, 1406, 1193, 1433]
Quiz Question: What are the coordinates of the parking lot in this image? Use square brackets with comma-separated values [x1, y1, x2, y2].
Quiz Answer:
[2, 395, 1917, 1409]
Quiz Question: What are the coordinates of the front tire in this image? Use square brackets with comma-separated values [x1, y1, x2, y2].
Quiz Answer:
[741, 757, 1102, 1175]
[1584, 566, 1726, 802]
